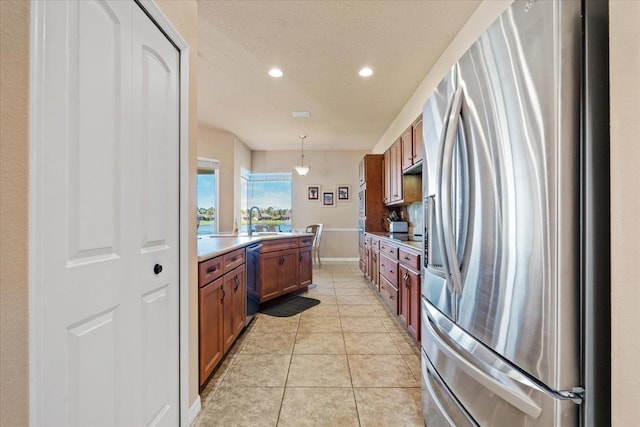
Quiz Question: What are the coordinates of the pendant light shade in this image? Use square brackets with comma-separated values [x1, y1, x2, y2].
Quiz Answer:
[294, 135, 310, 176]
[294, 165, 310, 176]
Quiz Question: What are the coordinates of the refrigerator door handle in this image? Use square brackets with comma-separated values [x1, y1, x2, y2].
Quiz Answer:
[434, 93, 457, 293]
[439, 87, 464, 295]
[425, 306, 543, 419]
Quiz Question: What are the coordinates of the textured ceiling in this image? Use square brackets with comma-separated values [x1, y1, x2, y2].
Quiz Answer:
[197, 1, 481, 151]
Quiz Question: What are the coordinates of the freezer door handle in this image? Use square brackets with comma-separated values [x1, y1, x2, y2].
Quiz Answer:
[422, 351, 477, 427]
[425, 307, 543, 419]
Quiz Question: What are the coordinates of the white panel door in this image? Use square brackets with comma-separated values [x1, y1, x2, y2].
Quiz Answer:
[33, 1, 179, 425]
[130, 5, 180, 426]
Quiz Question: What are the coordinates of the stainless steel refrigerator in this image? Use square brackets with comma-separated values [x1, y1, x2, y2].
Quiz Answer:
[420, 0, 610, 425]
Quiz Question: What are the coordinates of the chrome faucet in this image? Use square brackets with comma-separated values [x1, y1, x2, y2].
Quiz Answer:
[248, 206, 261, 236]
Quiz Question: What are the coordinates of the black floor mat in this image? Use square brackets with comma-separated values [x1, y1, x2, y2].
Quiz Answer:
[259, 296, 321, 317]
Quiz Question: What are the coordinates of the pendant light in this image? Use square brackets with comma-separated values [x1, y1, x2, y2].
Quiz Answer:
[294, 134, 310, 176]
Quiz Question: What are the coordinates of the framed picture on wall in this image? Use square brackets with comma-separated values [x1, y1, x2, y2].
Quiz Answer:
[307, 185, 320, 201]
[322, 191, 335, 207]
[337, 185, 350, 201]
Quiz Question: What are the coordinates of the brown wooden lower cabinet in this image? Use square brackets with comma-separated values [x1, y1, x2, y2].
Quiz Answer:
[399, 264, 420, 341]
[362, 233, 421, 342]
[370, 246, 380, 291]
[223, 264, 246, 353]
[199, 236, 314, 387]
[198, 276, 223, 385]
[258, 248, 298, 301]
[380, 275, 398, 314]
[299, 246, 312, 287]
[199, 252, 247, 386]
[258, 237, 312, 302]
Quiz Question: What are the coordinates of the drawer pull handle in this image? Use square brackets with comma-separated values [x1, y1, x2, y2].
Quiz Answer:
[231, 256, 238, 262]
[404, 256, 410, 260]
[206, 265, 218, 273]
[390, 295, 395, 300]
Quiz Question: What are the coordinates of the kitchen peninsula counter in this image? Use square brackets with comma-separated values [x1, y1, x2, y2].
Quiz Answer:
[197, 232, 313, 261]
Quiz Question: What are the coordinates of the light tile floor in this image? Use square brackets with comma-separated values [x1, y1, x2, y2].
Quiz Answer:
[193, 261, 423, 427]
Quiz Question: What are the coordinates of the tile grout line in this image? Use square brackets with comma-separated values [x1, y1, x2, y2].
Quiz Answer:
[275, 308, 301, 426]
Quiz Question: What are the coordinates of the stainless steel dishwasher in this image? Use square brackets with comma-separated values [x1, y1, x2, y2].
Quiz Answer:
[245, 243, 262, 324]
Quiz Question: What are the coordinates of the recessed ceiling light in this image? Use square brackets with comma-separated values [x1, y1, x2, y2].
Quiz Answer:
[268, 68, 283, 78]
[292, 111, 311, 118]
[359, 67, 373, 77]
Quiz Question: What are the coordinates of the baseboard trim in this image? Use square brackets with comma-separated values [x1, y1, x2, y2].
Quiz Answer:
[319, 257, 360, 262]
[187, 396, 201, 426]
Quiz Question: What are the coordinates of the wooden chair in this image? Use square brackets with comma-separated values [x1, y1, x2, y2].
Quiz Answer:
[305, 224, 323, 266]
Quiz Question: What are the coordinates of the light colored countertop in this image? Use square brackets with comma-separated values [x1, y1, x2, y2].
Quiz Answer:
[197, 232, 313, 262]
[366, 231, 423, 251]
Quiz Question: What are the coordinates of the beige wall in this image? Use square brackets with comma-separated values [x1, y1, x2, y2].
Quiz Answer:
[198, 124, 252, 232]
[198, 125, 235, 231]
[233, 136, 252, 224]
[0, 2, 31, 425]
[610, 1, 640, 425]
[252, 150, 368, 259]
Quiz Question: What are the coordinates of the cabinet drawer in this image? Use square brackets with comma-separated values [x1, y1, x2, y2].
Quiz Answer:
[299, 235, 314, 247]
[379, 253, 398, 286]
[223, 248, 245, 273]
[380, 241, 398, 259]
[380, 275, 398, 314]
[398, 248, 420, 271]
[370, 237, 380, 249]
[259, 238, 298, 253]
[198, 256, 224, 287]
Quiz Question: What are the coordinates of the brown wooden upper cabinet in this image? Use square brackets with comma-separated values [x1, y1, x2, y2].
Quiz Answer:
[402, 114, 424, 173]
[384, 136, 420, 206]
[384, 138, 403, 204]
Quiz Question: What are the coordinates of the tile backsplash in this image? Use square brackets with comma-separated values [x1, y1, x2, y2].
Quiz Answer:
[401, 202, 423, 237]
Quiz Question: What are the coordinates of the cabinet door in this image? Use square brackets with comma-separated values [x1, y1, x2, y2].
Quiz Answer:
[364, 246, 370, 279]
[280, 248, 299, 294]
[229, 265, 246, 341]
[383, 149, 391, 204]
[392, 141, 403, 202]
[407, 267, 421, 341]
[400, 264, 421, 341]
[401, 125, 414, 171]
[259, 251, 282, 301]
[299, 247, 312, 288]
[221, 275, 234, 354]
[371, 247, 380, 291]
[398, 265, 410, 327]
[359, 241, 366, 274]
[412, 114, 423, 166]
[199, 277, 223, 386]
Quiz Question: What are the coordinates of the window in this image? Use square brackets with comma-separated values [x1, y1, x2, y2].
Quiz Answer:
[243, 173, 292, 233]
[197, 158, 219, 235]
